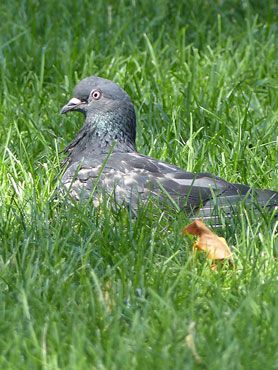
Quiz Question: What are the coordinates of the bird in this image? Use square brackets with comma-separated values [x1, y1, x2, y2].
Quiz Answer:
[60, 76, 277, 224]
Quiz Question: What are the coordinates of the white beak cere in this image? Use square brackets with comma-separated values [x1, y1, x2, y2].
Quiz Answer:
[60, 97, 82, 114]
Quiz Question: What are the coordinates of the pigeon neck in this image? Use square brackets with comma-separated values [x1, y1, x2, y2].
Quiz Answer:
[64, 110, 136, 161]
[84, 111, 136, 152]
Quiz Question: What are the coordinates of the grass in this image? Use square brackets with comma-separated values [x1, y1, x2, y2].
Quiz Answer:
[0, 0, 278, 369]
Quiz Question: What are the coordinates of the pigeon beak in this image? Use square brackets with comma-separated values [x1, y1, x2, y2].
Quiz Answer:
[60, 97, 83, 114]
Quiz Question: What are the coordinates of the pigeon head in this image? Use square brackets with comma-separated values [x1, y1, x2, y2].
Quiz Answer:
[61, 76, 136, 153]
[61, 76, 132, 115]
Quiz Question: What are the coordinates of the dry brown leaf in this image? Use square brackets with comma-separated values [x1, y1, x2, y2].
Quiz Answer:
[182, 219, 232, 261]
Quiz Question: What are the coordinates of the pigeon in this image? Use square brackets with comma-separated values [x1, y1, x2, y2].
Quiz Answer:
[60, 76, 277, 223]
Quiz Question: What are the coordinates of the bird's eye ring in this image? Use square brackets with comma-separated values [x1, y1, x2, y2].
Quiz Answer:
[90, 90, 102, 100]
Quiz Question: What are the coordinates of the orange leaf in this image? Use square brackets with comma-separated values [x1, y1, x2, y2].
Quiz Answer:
[182, 219, 232, 260]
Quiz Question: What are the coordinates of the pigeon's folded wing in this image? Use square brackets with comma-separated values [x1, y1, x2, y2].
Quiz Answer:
[61, 152, 245, 209]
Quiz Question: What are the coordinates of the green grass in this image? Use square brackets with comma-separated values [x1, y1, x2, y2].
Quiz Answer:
[0, 0, 278, 369]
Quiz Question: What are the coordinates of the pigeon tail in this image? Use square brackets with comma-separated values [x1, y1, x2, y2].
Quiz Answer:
[197, 185, 277, 226]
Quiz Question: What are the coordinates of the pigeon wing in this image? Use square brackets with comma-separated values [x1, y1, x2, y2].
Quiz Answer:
[60, 152, 277, 219]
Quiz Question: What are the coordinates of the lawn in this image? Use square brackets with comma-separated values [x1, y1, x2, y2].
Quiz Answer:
[0, 0, 277, 369]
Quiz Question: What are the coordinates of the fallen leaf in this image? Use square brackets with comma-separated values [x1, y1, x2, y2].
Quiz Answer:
[182, 219, 232, 261]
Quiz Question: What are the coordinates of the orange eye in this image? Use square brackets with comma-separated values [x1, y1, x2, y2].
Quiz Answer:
[91, 90, 102, 100]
